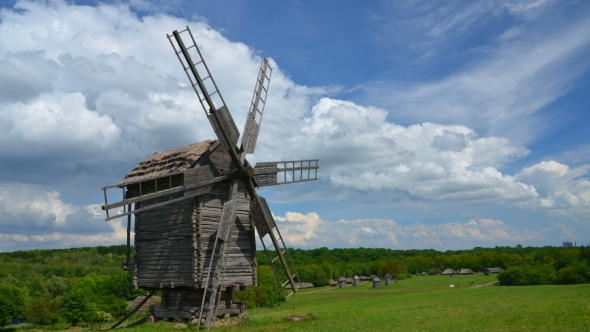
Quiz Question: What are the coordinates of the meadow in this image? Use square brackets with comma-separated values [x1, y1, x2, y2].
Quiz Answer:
[110, 273, 590, 332]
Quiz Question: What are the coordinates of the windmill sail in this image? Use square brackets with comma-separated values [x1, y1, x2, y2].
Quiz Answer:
[241, 58, 272, 156]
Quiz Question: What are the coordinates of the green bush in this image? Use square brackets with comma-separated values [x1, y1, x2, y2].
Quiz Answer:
[556, 265, 590, 284]
[233, 266, 283, 309]
[0, 284, 27, 327]
[498, 265, 556, 286]
[58, 288, 96, 326]
[22, 297, 58, 325]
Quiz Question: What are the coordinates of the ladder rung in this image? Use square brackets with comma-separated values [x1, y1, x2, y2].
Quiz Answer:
[194, 60, 203, 66]
[271, 250, 286, 263]
[186, 45, 195, 50]
[178, 28, 188, 33]
[210, 91, 218, 97]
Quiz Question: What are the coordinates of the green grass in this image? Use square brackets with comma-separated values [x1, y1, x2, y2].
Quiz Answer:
[12, 274, 589, 331]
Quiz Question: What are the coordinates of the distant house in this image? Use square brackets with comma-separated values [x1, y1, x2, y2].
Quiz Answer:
[441, 269, 457, 275]
[286, 282, 314, 289]
[457, 269, 474, 275]
[328, 279, 338, 286]
[384, 273, 392, 286]
[373, 277, 381, 288]
[338, 276, 346, 288]
[484, 267, 504, 275]
[420, 271, 428, 276]
[353, 275, 361, 286]
[345, 278, 354, 284]
[360, 276, 371, 281]
[127, 295, 161, 311]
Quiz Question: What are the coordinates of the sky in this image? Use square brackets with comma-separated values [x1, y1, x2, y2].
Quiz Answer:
[0, 0, 589, 252]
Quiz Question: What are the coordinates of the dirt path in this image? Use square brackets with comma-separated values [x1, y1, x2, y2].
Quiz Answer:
[471, 280, 500, 288]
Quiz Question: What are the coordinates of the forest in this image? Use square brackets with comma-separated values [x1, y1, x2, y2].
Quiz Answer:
[1, 244, 589, 328]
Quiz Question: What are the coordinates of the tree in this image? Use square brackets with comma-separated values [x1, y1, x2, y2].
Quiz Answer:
[59, 289, 95, 326]
[23, 297, 58, 325]
[0, 284, 26, 327]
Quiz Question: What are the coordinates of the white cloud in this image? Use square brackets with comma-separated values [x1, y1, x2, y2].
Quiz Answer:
[272, 212, 542, 249]
[0, 183, 112, 235]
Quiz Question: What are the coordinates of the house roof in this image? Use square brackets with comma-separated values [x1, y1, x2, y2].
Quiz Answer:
[338, 276, 346, 282]
[353, 275, 360, 280]
[485, 267, 504, 273]
[458, 269, 474, 274]
[127, 295, 161, 310]
[345, 278, 354, 283]
[373, 277, 381, 282]
[122, 140, 215, 183]
[328, 279, 338, 286]
[384, 273, 392, 279]
[441, 269, 457, 275]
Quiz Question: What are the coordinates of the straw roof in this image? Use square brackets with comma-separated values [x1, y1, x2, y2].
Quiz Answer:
[353, 275, 360, 280]
[373, 277, 381, 282]
[484, 267, 504, 274]
[384, 273, 392, 279]
[127, 295, 161, 310]
[328, 279, 338, 286]
[122, 140, 215, 183]
[441, 269, 457, 275]
[458, 269, 474, 275]
[338, 276, 345, 282]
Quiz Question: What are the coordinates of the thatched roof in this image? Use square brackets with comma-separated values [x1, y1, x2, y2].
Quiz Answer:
[338, 276, 345, 282]
[384, 273, 392, 279]
[360, 276, 371, 281]
[122, 140, 215, 183]
[328, 279, 338, 286]
[127, 295, 161, 310]
[441, 269, 457, 275]
[458, 269, 474, 274]
[484, 267, 504, 274]
[353, 275, 360, 280]
[373, 277, 381, 282]
[345, 278, 354, 283]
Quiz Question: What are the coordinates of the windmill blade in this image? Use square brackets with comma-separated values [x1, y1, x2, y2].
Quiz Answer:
[253, 159, 319, 187]
[167, 27, 240, 152]
[250, 193, 300, 296]
[241, 58, 272, 157]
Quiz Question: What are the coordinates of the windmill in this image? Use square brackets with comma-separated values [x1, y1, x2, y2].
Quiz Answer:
[100, 26, 319, 329]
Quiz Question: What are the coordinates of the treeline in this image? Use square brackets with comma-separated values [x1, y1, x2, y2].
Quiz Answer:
[257, 245, 590, 286]
[1, 244, 589, 327]
[0, 246, 146, 328]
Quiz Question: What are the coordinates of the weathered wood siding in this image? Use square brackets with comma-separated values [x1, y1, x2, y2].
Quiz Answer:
[135, 198, 194, 289]
[195, 181, 255, 289]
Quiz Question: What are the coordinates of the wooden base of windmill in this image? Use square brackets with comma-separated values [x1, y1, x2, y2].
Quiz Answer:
[149, 288, 245, 323]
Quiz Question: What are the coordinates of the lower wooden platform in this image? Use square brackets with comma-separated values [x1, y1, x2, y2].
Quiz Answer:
[148, 288, 245, 321]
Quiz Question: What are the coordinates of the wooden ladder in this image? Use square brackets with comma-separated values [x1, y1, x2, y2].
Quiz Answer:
[260, 227, 302, 299]
[197, 182, 238, 330]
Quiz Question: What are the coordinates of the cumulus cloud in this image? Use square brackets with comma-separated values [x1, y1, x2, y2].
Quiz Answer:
[0, 1, 588, 252]
[0, 184, 113, 235]
[271, 212, 542, 249]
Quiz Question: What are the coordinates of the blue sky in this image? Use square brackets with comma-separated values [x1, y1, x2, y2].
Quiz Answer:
[0, 0, 589, 251]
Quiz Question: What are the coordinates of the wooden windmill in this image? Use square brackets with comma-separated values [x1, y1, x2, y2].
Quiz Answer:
[101, 26, 319, 329]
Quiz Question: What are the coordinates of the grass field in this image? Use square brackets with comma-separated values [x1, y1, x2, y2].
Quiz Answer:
[5, 274, 590, 331]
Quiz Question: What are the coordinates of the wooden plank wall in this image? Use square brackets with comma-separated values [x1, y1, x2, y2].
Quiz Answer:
[135, 197, 194, 288]
[195, 182, 255, 289]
